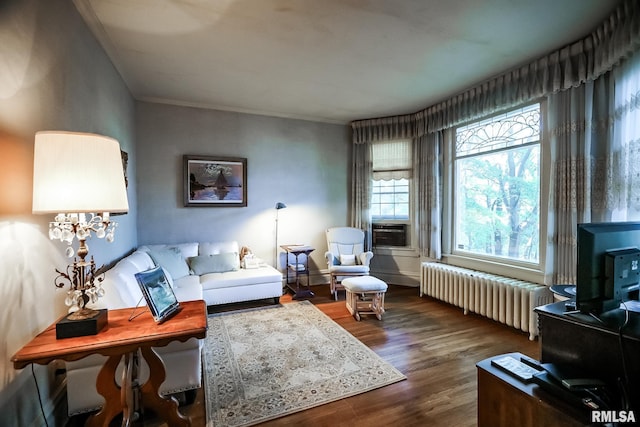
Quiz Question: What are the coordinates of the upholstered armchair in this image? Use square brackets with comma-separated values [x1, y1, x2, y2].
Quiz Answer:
[325, 227, 374, 300]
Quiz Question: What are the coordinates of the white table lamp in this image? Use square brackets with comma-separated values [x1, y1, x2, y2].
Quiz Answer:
[32, 131, 129, 337]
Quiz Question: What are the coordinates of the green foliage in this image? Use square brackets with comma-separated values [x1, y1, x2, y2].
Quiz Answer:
[456, 145, 540, 261]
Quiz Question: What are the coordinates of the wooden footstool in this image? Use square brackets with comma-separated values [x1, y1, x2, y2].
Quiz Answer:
[341, 276, 388, 320]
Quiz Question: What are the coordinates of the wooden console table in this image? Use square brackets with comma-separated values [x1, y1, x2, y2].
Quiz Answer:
[12, 300, 207, 427]
[536, 301, 640, 412]
[280, 244, 315, 299]
[477, 352, 586, 427]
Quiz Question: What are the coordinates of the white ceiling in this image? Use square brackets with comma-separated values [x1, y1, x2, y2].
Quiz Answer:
[73, 0, 620, 124]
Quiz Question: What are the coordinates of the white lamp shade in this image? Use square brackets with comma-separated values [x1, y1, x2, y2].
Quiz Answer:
[32, 131, 129, 214]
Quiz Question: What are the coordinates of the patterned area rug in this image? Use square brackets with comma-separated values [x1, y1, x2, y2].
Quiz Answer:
[203, 301, 406, 427]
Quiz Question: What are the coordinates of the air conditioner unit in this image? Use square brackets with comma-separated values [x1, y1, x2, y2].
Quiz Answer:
[372, 224, 407, 247]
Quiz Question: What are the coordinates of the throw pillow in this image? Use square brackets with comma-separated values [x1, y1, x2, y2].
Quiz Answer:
[188, 253, 239, 275]
[340, 254, 357, 266]
[148, 247, 190, 280]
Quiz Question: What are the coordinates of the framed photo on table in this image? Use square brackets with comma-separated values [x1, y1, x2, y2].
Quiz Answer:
[184, 155, 247, 207]
[134, 267, 181, 324]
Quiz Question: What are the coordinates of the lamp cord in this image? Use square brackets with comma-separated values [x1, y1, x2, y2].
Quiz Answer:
[31, 364, 50, 427]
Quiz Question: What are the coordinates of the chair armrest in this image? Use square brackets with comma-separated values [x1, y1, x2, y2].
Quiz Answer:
[359, 251, 374, 266]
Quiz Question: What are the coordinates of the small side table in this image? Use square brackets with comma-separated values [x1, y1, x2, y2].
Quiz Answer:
[12, 300, 207, 427]
[549, 284, 576, 301]
[280, 244, 315, 299]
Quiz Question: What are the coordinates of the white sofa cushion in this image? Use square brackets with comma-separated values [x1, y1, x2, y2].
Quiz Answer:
[146, 248, 190, 280]
[188, 253, 239, 275]
[106, 251, 156, 307]
[199, 242, 241, 269]
[124, 250, 157, 271]
[200, 266, 282, 291]
[199, 241, 239, 255]
[172, 275, 204, 302]
[139, 243, 199, 259]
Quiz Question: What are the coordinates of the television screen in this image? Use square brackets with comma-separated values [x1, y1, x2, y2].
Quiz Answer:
[576, 222, 640, 314]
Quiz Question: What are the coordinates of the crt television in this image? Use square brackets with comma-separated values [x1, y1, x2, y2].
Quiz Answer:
[576, 221, 640, 314]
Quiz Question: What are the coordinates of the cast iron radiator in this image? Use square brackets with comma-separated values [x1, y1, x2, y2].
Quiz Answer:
[420, 262, 553, 340]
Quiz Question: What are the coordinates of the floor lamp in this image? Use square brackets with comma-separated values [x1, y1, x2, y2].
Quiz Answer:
[274, 202, 286, 269]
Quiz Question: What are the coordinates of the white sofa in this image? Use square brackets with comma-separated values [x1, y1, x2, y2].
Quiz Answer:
[65, 241, 283, 416]
[138, 241, 283, 306]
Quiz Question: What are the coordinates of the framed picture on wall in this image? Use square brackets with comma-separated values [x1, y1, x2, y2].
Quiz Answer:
[183, 155, 247, 207]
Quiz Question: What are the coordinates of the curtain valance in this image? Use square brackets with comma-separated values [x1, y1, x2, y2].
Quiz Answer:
[351, 114, 415, 145]
[351, 0, 640, 143]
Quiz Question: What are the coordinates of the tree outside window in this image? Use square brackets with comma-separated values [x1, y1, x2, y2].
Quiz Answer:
[454, 103, 541, 263]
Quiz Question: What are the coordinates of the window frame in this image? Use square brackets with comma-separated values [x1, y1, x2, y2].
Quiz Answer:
[442, 101, 550, 282]
[371, 178, 410, 221]
[370, 139, 414, 248]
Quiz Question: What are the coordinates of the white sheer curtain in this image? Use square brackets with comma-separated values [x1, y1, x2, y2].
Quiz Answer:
[611, 51, 640, 221]
[351, 141, 373, 250]
[549, 51, 640, 284]
[415, 132, 442, 259]
[548, 84, 594, 284]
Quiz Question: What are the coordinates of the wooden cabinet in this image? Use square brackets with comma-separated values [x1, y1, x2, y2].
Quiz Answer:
[478, 304, 640, 426]
[477, 353, 586, 427]
[536, 302, 640, 414]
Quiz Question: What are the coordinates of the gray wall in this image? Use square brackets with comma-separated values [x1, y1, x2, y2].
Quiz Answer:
[136, 102, 351, 273]
[0, 1, 350, 425]
[0, 0, 137, 425]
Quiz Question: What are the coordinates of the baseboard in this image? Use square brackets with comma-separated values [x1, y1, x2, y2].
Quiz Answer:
[39, 379, 67, 427]
[370, 271, 420, 287]
[0, 364, 67, 427]
[300, 269, 420, 287]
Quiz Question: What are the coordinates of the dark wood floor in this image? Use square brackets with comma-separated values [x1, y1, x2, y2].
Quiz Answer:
[74, 284, 540, 426]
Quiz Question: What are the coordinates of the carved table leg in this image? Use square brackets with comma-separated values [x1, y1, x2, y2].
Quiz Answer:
[120, 352, 134, 427]
[87, 353, 125, 427]
[138, 346, 191, 426]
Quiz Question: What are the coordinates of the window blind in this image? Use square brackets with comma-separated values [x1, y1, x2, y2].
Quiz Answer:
[372, 140, 412, 180]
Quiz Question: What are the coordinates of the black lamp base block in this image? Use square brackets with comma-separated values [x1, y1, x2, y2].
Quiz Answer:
[56, 308, 108, 339]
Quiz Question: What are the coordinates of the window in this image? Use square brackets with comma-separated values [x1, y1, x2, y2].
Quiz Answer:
[371, 179, 409, 220]
[453, 103, 541, 264]
[371, 140, 412, 221]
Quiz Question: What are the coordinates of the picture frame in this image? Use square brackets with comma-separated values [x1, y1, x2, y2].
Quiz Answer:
[121, 150, 129, 188]
[184, 155, 247, 207]
[111, 150, 129, 217]
[134, 267, 182, 324]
